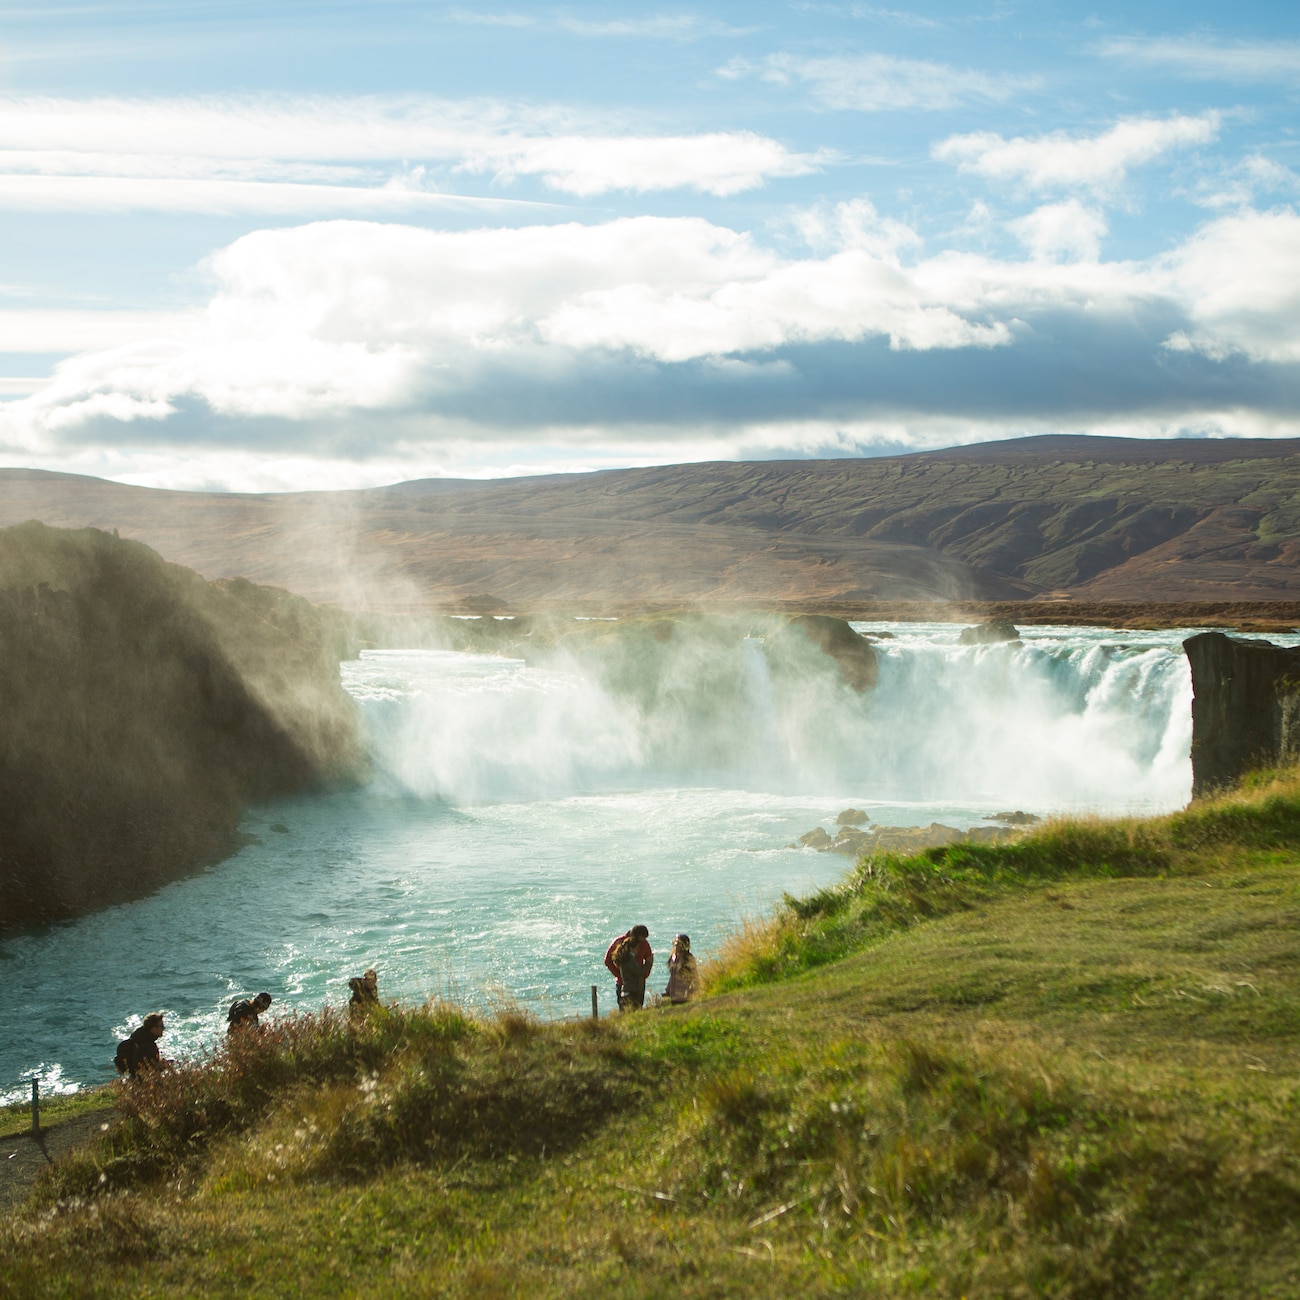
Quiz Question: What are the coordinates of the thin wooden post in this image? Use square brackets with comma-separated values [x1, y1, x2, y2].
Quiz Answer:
[30, 1077, 39, 1136]
[590, 984, 599, 1021]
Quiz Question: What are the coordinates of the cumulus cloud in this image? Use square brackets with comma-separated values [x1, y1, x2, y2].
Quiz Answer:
[1100, 37, 1300, 83]
[3, 205, 1300, 476]
[934, 114, 1220, 194]
[721, 52, 1033, 111]
[792, 198, 922, 258]
[0, 96, 820, 207]
[1009, 201, 1108, 262]
[0, 212, 1009, 450]
[1162, 208, 1300, 363]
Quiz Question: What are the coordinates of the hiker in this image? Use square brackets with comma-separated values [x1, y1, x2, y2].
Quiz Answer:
[663, 934, 698, 1004]
[604, 924, 653, 1010]
[348, 968, 379, 1015]
[227, 991, 272, 1034]
[114, 1012, 167, 1077]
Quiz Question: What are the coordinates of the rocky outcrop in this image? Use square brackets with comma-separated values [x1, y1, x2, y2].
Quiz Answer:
[794, 813, 1023, 858]
[784, 615, 878, 690]
[987, 810, 1041, 826]
[1183, 631, 1300, 797]
[0, 523, 365, 931]
[958, 620, 1020, 645]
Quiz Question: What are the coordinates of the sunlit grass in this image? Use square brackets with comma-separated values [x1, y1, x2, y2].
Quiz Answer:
[5, 770, 1300, 1295]
[0, 1087, 113, 1140]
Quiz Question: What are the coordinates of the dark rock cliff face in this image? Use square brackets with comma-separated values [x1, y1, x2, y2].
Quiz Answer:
[1183, 631, 1300, 797]
[785, 615, 878, 691]
[0, 522, 365, 931]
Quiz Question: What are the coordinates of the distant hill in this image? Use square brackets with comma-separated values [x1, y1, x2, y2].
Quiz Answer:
[2, 435, 1300, 609]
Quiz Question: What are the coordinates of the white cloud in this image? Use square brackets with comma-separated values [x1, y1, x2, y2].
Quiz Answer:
[0, 214, 1011, 445]
[1195, 155, 1300, 211]
[724, 52, 1034, 111]
[0, 308, 202, 352]
[793, 197, 922, 258]
[1008, 200, 1108, 262]
[934, 114, 1220, 194]
[793, 5, 944, 30]
[1162, 207, 1300, 363]
[0, 96, 819, 207]
[1100, 37, 1300, 83]
[0, 172, 543, 216]
[5, 206, 1300, 471]
[201, 214, 1010, 363]
[444, 11, 755, 39]
[458, 132, 827, 197]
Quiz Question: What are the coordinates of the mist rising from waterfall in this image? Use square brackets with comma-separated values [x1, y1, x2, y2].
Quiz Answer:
[345, 624, 1195, 814]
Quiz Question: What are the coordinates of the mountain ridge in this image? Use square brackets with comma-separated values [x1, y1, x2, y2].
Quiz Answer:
[3, 435, 1300, 609]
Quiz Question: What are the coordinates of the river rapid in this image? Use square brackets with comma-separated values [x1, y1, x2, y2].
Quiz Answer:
[3, 622, 1279, 1100]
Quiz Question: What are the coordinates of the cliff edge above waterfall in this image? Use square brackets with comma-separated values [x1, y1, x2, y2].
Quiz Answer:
[1184, 631, 1300, 796]
[0, 522, 365, 931]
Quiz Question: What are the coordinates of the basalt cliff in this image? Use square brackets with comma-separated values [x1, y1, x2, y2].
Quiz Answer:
[0, 522, 365, 931]
[1184, 632, 1300, 798]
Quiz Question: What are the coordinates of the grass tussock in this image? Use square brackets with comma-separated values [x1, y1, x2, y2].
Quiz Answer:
[44, 1002, 475, 1198]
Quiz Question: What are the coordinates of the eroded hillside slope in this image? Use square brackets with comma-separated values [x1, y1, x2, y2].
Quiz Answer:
[1, 435, 1299, 607]
[0, 523, 364, 930]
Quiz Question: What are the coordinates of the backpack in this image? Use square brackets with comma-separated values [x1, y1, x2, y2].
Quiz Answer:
[612, 935, 642, 979]
[114, 1036, 138, 1075]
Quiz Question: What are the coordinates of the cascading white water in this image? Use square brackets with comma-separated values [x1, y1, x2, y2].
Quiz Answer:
[0, 621, 1249, 1099]
[347, 625, 1195, 813]
[355, 651, 644, 803]
[846, 626, 1194, 811]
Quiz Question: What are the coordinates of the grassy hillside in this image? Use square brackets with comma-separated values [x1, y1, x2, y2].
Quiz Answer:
[5, 771, 1300, 1296]
[4, 435, 1300, 608]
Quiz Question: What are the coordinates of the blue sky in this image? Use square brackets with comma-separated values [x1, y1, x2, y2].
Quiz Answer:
[0, 0, 1296, 489]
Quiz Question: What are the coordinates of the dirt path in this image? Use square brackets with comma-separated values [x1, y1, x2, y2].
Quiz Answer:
[0, 1112, 112, 1212]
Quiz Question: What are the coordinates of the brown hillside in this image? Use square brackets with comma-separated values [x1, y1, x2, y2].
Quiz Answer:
[2, 435, 1300, 610]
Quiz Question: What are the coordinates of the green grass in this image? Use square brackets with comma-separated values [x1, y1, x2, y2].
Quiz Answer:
[6, 773, 1300, 1296]
[0, 1086, 114, 1140]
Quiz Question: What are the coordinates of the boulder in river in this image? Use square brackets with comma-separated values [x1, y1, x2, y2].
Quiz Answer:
[836, 807, 869, 826]
[1183, 631, 1300, 796]
[785, 615, 878, 691]
[958, 620, 1020, 645]
[795, 819, 1019, 857]
[985, 810, 1041, 826]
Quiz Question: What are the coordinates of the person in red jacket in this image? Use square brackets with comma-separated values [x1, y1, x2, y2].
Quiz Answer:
[604, 924, 653, 1010]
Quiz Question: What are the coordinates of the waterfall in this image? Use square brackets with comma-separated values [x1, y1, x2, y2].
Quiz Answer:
[344, 626, 1196, 814]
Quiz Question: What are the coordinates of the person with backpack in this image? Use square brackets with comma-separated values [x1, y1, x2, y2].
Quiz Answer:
[348, 968, 379, 1017]
[114, 1012, 167, 1077]
[663, 934, 698, 1004]
[227, 991, 272, 1034]
[604, 924, 653, 1010]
